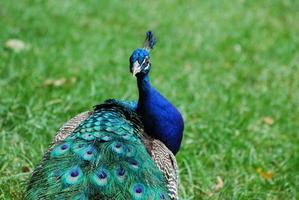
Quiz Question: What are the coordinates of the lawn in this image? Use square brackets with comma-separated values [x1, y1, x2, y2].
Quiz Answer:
[0, 0, 299, 199]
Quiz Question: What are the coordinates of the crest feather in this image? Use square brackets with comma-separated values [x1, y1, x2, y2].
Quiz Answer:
[143, 31, 156, 51]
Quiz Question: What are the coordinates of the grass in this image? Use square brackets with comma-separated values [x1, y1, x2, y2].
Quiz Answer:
[0, 0, 299, 199]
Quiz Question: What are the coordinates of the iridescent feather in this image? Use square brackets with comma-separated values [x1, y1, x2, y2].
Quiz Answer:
[26, 102, 171, 200]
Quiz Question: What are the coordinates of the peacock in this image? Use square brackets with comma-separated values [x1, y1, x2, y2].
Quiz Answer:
[26, 31, 184, 200]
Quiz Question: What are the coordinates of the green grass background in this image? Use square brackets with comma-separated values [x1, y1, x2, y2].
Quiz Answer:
[0, 0, 299, 199]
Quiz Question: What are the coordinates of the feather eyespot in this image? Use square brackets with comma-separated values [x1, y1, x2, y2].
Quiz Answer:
[61, 144, 69, 150]
[81, 146, 96, 161]
[92, 168, 109, 186]
[115, 142, 122, 148]
[135, 187, 142, 193]
[131, 183, 145, 198]
[70, 170, 79, 177]
[128, 158, 139, 169]
[111, 142, 125, 155]
[62, 166, 83, 185]
[97, 171, 107, 179]
[87, 150, 93, 155]
[115, 166, 126, 182]
[116, 167, 125, 176]
[51, 143, 70, 157]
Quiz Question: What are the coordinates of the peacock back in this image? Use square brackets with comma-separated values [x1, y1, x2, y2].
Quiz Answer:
[26, 101, 170, 200]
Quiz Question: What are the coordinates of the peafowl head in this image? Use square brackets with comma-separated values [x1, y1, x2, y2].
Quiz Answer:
[130, 31, 156, 76]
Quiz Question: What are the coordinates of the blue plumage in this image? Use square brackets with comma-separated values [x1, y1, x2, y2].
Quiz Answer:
[130, 49, 149, 65]
[130, 32, 184, 154]
[136, 75, 184, 154]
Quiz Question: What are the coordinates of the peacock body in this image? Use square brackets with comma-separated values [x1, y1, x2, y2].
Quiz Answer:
[26, 31, 184, 200]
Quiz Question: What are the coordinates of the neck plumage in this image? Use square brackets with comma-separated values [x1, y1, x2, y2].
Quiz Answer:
[136, 73, 183, 154]
[137, 74, 151, 99]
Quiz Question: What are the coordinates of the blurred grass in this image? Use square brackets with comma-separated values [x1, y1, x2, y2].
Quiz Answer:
[0, 0, 299, 199]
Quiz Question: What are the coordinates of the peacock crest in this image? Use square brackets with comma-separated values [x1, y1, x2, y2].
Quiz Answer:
[143, 31, 157, 51]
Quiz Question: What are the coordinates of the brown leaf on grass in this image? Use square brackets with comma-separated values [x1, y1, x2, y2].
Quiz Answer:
[206, 176, 225, 197]
[5, 39, 26, 52]
[185, 138, 193, 145]
[43, 77, 77, 87]
[43, 78, 67, 87]
[256, 168, 273, 181]
[70, 76, 77, 84]
[21, 166, 30, 173]
[46, 99, 63, 106]
[213, 176, 224, 192]
[183, 63, 192, 73]
[262, 117, 274, 125]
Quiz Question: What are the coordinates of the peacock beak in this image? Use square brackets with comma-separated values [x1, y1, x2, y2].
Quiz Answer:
[132, 61, 142, 76]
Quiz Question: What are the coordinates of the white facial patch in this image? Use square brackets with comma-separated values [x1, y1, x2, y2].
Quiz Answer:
[132, 61, 142, 76]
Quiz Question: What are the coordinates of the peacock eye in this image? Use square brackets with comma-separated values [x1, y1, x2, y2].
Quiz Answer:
[144, 58, 150, 65]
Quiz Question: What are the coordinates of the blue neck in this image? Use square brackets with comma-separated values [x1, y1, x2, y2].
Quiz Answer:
[137, 74, 151, 98]
[136, 74, 184, 154]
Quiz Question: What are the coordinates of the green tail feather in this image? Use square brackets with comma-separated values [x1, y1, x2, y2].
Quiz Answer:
[26, 102, 169, 200]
